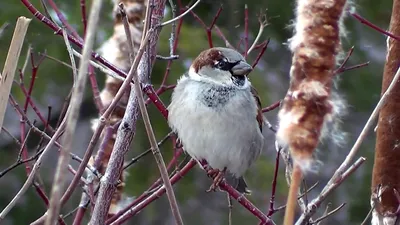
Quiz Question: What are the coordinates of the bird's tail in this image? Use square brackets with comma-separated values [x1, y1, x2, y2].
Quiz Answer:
[226, 175, 251, 194]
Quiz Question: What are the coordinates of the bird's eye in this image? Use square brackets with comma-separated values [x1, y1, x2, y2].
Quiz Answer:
[215, 59, 231, 71]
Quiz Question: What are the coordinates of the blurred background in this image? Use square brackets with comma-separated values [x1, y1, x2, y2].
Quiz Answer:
[0, 0, 392, 224]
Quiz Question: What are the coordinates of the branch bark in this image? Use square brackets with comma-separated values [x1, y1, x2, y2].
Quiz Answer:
[89, 1, 171, 224]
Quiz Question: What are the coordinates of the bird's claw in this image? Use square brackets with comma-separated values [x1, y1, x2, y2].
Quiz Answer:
[206, 168, 226, 192]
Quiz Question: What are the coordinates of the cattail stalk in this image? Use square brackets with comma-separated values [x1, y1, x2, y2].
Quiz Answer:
[371, 1, 400, 224]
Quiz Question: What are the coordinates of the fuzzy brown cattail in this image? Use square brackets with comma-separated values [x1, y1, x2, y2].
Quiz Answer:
[371, 1, 400, 224]
[88, 0, 146, 216]
[277, 0, 348, 224]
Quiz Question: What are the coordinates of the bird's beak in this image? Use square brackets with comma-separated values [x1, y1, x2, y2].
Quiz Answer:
[231, 61, 253, 76]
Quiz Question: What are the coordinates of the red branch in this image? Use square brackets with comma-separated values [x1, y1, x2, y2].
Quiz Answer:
[47, 0, 82, 41]
[190, 6, 223, 48]
[267, 150, 281, 216]
[244, 4, 249, 57]
[198, 161, 274, 225]
[80, 0, 88, 36]
[351, 13, 400, 41]
[252, 39, 270, 68]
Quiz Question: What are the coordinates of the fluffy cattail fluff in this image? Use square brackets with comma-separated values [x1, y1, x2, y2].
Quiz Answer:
[371, 0, 400, 224]
[277, 0, 349, 172]
[279, 0, 349, 224]
[86, 0, 146, 215]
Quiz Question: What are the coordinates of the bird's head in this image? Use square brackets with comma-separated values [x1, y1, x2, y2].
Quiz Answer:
[188, 47, 253, 88]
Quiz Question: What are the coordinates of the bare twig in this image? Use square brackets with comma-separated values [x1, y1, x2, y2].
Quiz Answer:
[45, 0, 104, 224]
[312, 203, 346, 224]
[351, 12, 400, 41]
[244, 4, 249, 57]
[123, 131, 173, 170]
[0, 112, 68, 221]
[190, 6, 223, 48]
[322, 65, 400, 194]
[268, 148, 281, 216]
[296, 157, 366, 224]
[227, 194, 233, 225]
[72, 49, 123, 81]
[161, 0, 201, 26]
[110, 160, 197, 225]
[0, 22, 10, 38]
[62, 28, 78, 81]
[247, 12, 268, 55]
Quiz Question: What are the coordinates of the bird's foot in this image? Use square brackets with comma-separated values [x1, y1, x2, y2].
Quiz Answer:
[206, 168, 226, 192]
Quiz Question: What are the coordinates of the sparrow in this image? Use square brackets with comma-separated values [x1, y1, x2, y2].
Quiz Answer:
[167, 47, 264, 193]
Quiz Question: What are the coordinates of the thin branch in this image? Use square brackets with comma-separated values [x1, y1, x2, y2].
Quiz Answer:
[0, 111, 68, 221]
[161, 0, 201, 26]
[296, 157, 366, 224]
[21, 0, 127, 79]
[214, 25, 234, 49]
[190, 6, 223, 48]
[123, 131, 173, 170]
[109, 160, 196, 225]
[168, 0, 177, 57]
[351, 12, 400, 41]
[62, 28, 78, 81]
[47, 0, 83, 41]
[227, 194, 233, 225]
[322, 64, 400, 193]
[0, 22, 10, 38]
[247, 11, 268, 55]
[120, 4, 183, 224]
[244, 4, 249, 57]
[312, 203, 346, 224]
[45, 0, 104, 224]
[80, 0, 88, 36]
[268, 148, 281, 216]
[251, 39, 269, 69]
[72, 49, 124, 81]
